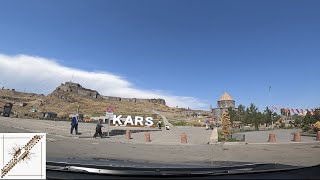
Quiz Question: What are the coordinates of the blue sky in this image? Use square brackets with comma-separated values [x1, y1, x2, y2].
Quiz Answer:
[0, 0, 319, 110]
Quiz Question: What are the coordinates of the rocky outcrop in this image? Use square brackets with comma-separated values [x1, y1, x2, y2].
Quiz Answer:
[51, 82, 99, 99]
[50, 82, 166, 105]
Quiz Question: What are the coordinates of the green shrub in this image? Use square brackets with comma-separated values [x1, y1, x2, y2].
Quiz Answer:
[302, 125, 311, 132]
[171, 120, 188, 126]
[209, 122, 216, 129]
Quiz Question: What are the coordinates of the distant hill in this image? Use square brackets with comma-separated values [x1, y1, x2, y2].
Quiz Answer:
[0, 82, 211, 122]
[0, 82, 170, 119]
[51, 82, 166, 105]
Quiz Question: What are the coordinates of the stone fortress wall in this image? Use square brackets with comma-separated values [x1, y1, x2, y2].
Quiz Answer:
[53, 82, 166, 105]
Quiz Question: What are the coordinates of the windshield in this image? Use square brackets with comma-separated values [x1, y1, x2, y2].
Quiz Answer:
[0, 0, 320, 179]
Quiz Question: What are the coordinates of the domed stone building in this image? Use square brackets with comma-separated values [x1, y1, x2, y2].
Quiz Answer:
[211, 91, 236, 121]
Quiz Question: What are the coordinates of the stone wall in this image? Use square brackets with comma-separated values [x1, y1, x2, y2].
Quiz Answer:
[217, 100, 235, 108]
[77, 89, 99, 98]
[102, 96, 120, 101]
[136, 99, 150, 103]
[102, 96, 166, 105]
[150, 98, 166, 105]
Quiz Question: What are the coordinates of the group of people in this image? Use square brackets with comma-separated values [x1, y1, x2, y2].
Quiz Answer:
[71, 118, 170, 139]
[70, 115, 104, 138]
[156, 120, 170, 130]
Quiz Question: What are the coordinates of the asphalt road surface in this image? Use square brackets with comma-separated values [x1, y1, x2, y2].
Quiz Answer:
[0, 117, 319, 167]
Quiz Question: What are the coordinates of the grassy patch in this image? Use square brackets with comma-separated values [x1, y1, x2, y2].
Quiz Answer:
[170, 120, 190, 126]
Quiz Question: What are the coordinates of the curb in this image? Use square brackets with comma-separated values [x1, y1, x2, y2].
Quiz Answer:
[246, 141, 320, 145]
[222, 141, 320, 145]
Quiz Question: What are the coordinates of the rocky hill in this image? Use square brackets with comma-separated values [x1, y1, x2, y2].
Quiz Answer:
[0, 82, 212, 123]
[0, 82, 171, 119]
[51, 82, 166, 105]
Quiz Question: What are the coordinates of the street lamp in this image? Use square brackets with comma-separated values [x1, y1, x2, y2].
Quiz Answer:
[271, 114, 274, 130]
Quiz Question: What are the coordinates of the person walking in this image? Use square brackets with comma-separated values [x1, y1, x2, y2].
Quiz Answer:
[70, 115, 79, 135]
[157, 120, 162, 129]
[205, 123, 209, 130]
[93, 119, 104, 138]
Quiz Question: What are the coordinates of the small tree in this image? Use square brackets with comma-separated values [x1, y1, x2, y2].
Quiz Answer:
[313, 121, 320, 132]
[304, 111, 316, 125]
[237, 104, 246, 124]
[227, 107, 237, 124]
[314, 109, 320, 121]
[221, 111, 231, 141]
[263, 107, 273, 126]
[293, 115, 303, 127]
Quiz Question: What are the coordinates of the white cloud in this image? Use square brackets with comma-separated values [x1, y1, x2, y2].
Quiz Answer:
[0, 54, 208, 109]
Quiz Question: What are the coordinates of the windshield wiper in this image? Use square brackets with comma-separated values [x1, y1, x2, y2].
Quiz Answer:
[46, 161, 298, 177]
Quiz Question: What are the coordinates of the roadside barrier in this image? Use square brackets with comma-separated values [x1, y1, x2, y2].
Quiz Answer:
[125, 130, 131, 140]
[144, 132, 151, 142]
[181, 132, 187, 144]
[293, 132, 301, 142]
[268, 133, 276, 143]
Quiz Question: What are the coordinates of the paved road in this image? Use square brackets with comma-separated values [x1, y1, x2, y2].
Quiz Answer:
[236, 129, 316, 143]
[0, 117, 320, 167]
[0, 117, 212, 144]
[128, 126, 212, 145]
[0, 117, 317, 144]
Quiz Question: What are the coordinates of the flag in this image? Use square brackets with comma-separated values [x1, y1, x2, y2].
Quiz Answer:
[307, 109, 312, 115]
[269, 86, 271, 93]
[296, 109, 299, 114]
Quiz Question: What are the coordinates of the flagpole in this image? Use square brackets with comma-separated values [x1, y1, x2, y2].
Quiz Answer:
[269, 85, 274, 130]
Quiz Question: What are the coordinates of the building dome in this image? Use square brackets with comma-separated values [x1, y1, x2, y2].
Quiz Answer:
[212, 91, 236, 121]
[217, 91, 235, 109]
[218, 91, 234, 101]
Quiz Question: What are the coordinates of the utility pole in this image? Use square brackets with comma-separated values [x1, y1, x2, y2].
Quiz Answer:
[71, 73, 75, 83]
[269, 85, 274, 130]
[107, 118, 110, 138]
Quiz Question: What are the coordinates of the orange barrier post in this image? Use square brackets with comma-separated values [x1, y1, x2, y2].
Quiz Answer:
[144, 132, 151, 142]
[316, 131, 320, 141]
[268, 133, 276, 143]
[181, 132, 187, 144]
[125, 130, 131, 140]
[293, 132, 301, 142]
